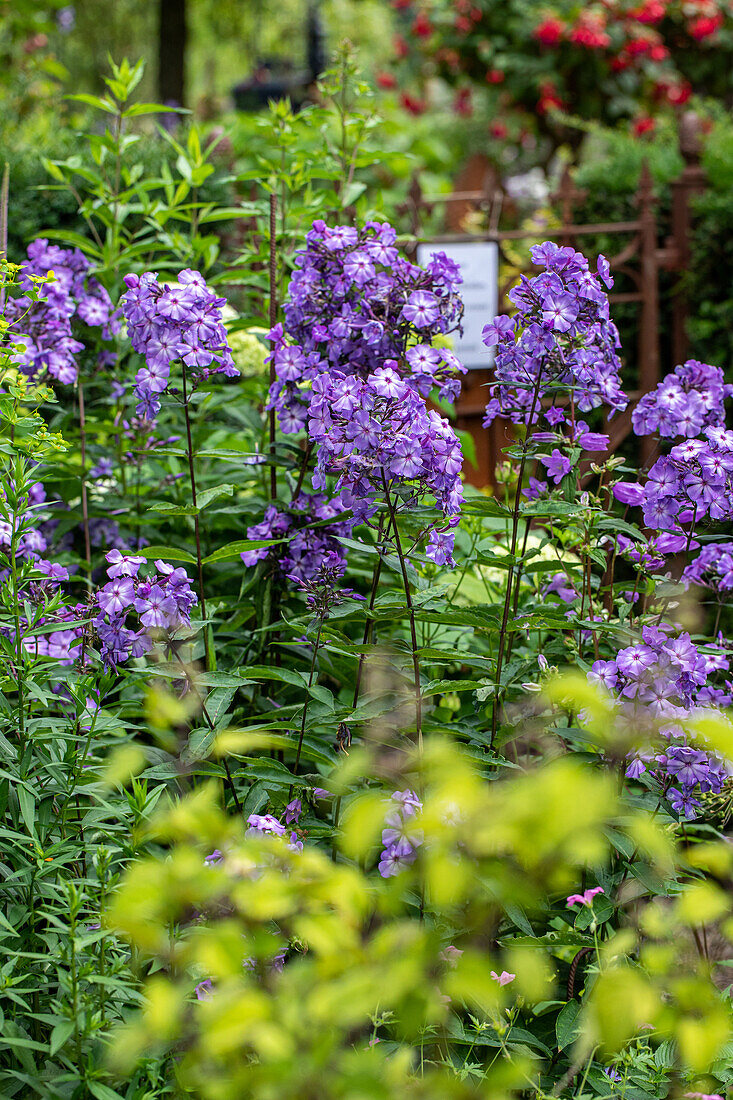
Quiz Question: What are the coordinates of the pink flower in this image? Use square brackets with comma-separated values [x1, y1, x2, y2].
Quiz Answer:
[490, 970, 516, 986]
[566, 886, 604, 908]
[440, 945, 463, 968]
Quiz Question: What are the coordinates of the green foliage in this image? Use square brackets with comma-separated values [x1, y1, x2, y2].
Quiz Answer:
[1, 47, 733, 1100]
[108, 736, 733, 1098]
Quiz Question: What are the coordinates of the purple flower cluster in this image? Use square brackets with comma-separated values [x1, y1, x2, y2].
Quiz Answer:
[309, 367, 463, 560]
[632, 359, 732, 439]
[287, 549, 364, 616]
[6, 239, 119, 385]
[267, 220, 465, 434]
[120, 269, 238, 418]
[93, 549, 197, 667]
[615, 427, 733, 532]
[247, 804, 303, 852]
[589, 624, 731, 818]
[683, 543, 733, 594]
[482, 242, 627, 430]
[241, 490, 353, 583]
[378, 789, 424, 877]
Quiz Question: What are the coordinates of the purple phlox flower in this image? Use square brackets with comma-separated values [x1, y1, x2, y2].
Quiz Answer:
[667, 787, 702, 820]
[90, 457, 114, 480]
[539, 449, 572, 484]
[246, 813, 286, 837]
[285, 798, 302, 824]
[204, 849, 223, 865]
[482, 314, 514, 347]
[378, 840, 417, 878]
[391, 789, 422, 816]
[588, 659, 618, 693]
[97, 576, 136, 618]
[381, 811, 424, 850]
[194, 979, 214, 1001]
[401, 290, 441, 328]
[105, 549, 146, 578]
[566, 886, 604, 908]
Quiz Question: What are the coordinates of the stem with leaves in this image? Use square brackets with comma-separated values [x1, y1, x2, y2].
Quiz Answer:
[180, 363, 211, 671]
[381, 475, 422, 751]
[490, 364, 545, 745]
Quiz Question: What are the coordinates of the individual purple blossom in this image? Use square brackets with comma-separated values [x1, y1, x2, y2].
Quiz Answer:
[539, 449, 572, 484]
[490, 971, 516, 986]
[246, 814, 286, 837]
[285, 799, 302, 824]
[378, 840, 417, 877]
[194, 979, 214, 1001]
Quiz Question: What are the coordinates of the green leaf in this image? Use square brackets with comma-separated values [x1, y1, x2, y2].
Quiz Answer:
[138, 546, 197, 564]
[555, 1000, 582, 1051]
[49, 1019, 75, 1056]
[202, 538, 280, 564]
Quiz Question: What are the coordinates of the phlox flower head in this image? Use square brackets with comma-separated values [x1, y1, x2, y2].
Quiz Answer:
[482, 242, 627, 431]
[6, 239, 120, 386]
[93, 551, 197, 668]
[267, 219, 465, 436]
[120, 269, 238, 418]
[632, 359, 732, 439]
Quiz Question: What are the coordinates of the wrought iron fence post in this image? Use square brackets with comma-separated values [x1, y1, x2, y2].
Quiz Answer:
[667, 111, 706, 366]
[637, 159, 660, 469]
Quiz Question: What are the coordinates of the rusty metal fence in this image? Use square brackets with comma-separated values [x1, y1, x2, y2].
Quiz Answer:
[402, 114, 705, 487]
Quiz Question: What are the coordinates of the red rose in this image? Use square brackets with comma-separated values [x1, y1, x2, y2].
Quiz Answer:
[534, 16, 565, 46]
[632, 116, 655, 137]
[413, 10, 433, 38]
[689, 12, 724, 40]
[490, 121, 508, 138]
[632, 0, 666, 24]
[486, 68, 505, 83]
[393, 34, 409, 59]
[377, 72, 398, 90]
[400, 91, 427, 115]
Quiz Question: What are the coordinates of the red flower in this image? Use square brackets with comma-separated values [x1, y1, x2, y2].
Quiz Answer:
[610, 50, 631, 71]
[377, 71, 398, 90]
[626, 36, 652, 56]
[631, 0, 666, 24]
[454, 88, 473, 116]
[667, 81, 692, 105]
[632, 115, 655, 137]
[537, 80, 565, 113]
[534, 16, 565, 46]
[569, 13, 611, 49]
[413, 10, 433, 38]
[455, 14, 472, 33]
[400, 91, 427, 115]
[486, 68, 505, 83]
[648, 43, 669, 61]
[391, 0, 413, 8]
[393, 34, 409, 59]
[489, 121, 508, 139]
[689, 12, 724, 40]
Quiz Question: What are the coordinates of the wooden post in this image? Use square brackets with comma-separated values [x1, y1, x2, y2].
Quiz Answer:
[636, 159, 660, 469]
[668, 111, 706, 365]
